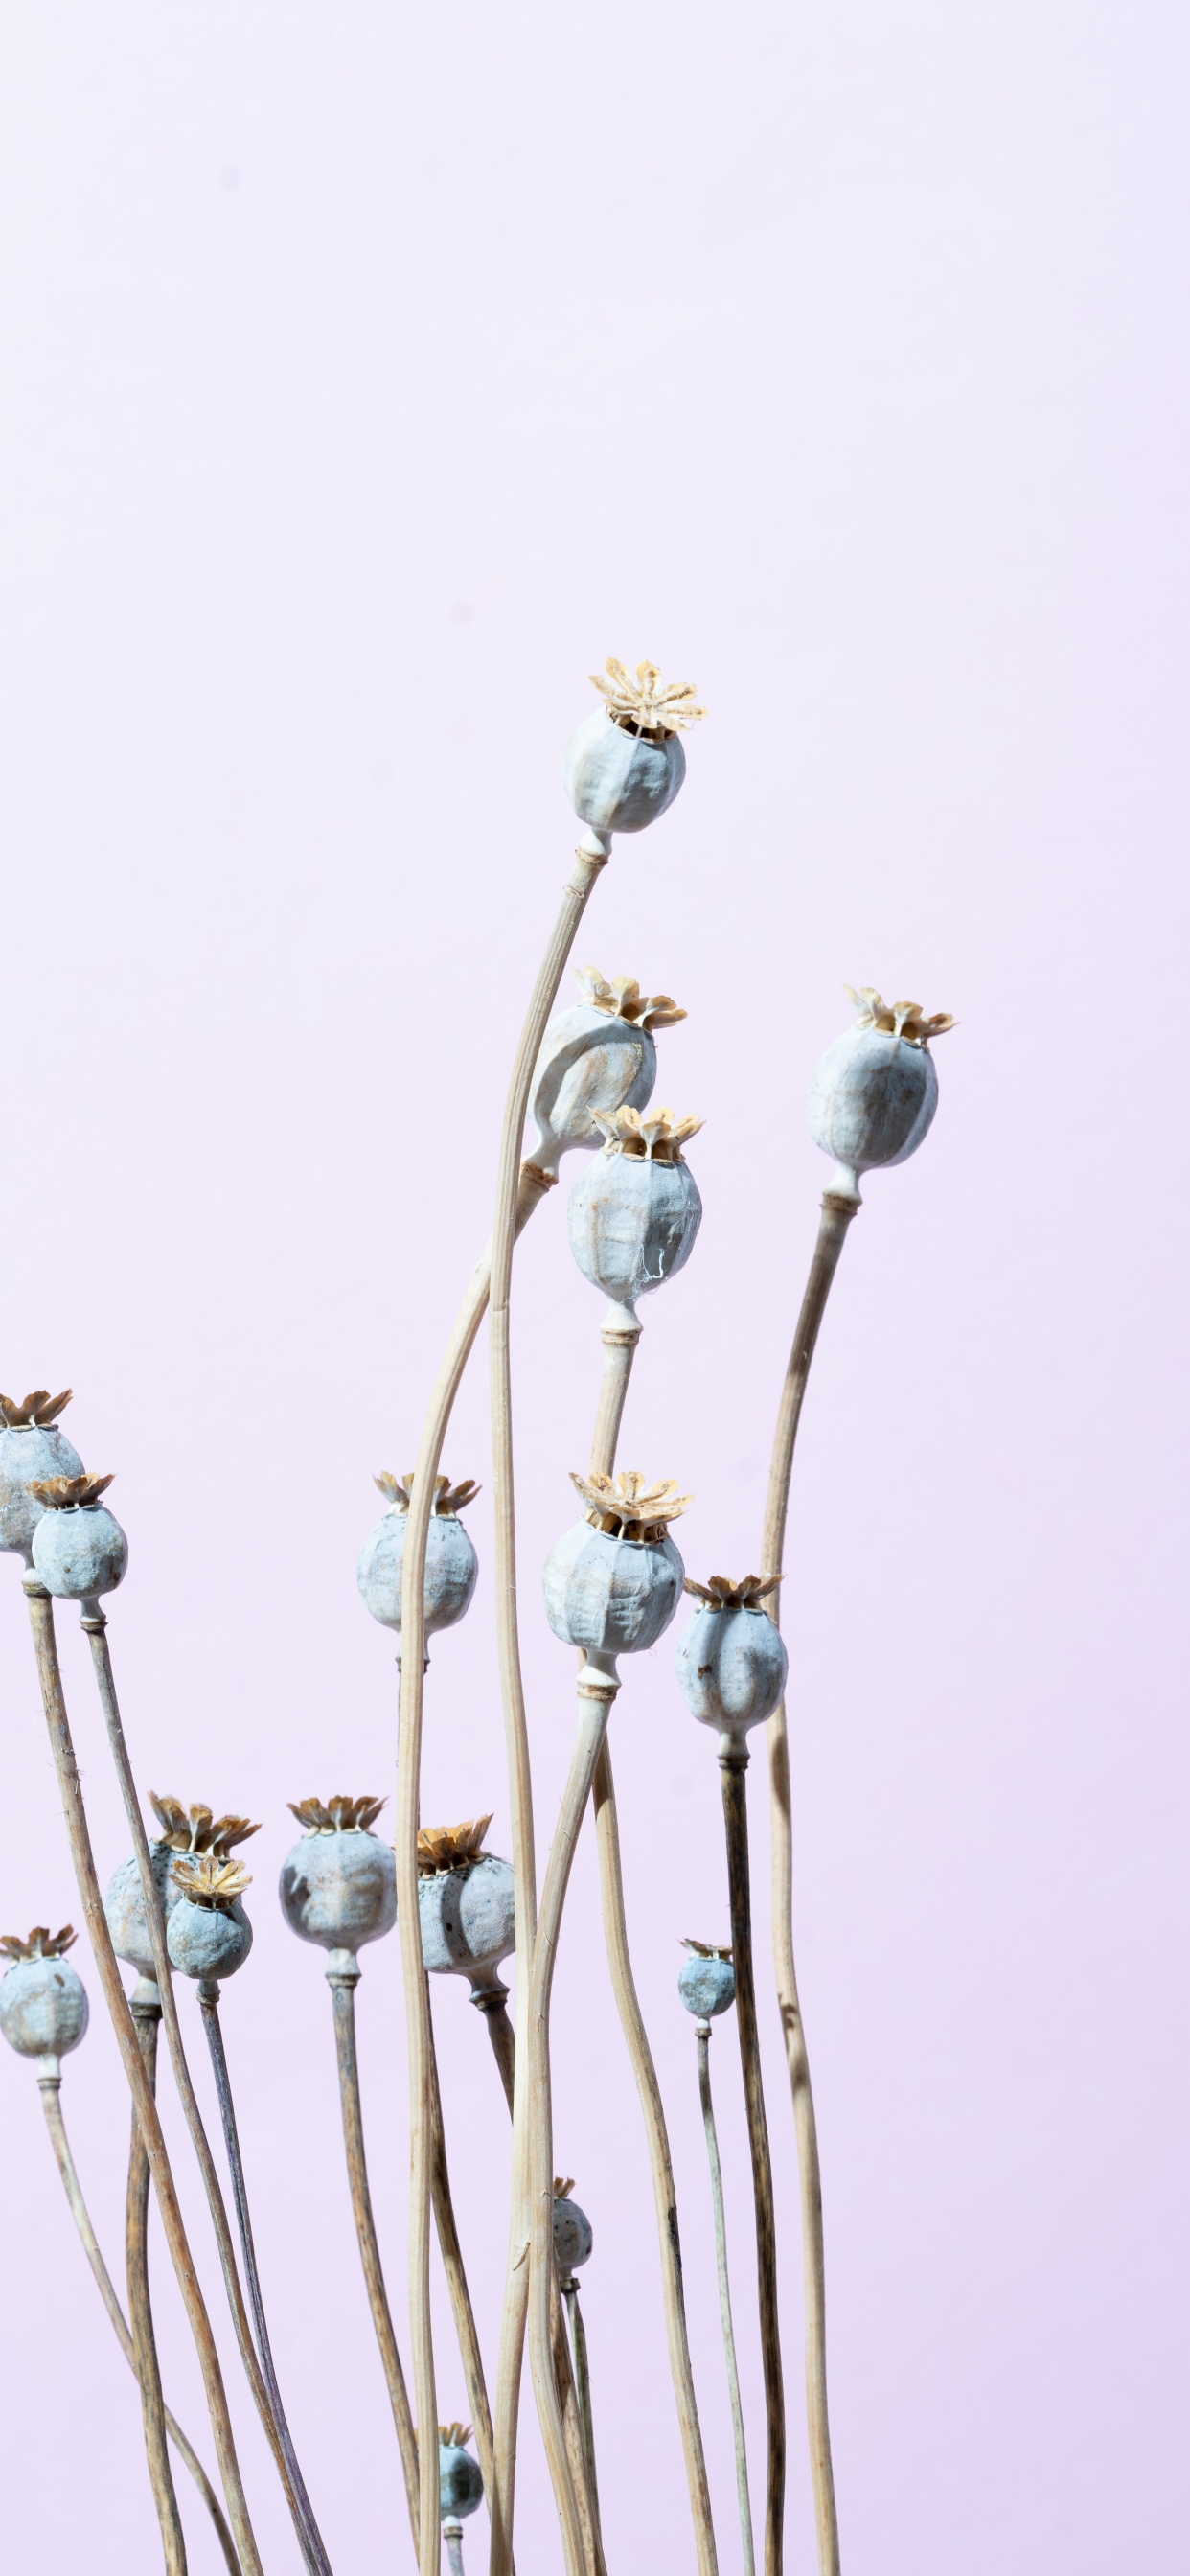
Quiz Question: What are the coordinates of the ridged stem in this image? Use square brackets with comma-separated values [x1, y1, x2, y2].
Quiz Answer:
[444, 2524, 467, 2576]
[470, 1979, 516, 2115]
[327, 1965, 421, 2542]
[199, 1987, 332, 2576]
[761, 1189, 858, 2576]
[561, 2280, 600, 2528]
[24, 1584, 262, 2576]
[126, 1990, 188, 2573]
[720, 1751, 784, 2576]
[697, 2024, 755, 2576]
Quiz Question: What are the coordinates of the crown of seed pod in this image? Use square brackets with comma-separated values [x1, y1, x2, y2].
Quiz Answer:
[0, 1924, 89, 2068]
[542, 1470, 691, 1670]
[808, 983, 955, 1200]
[0, 1390, 82, 1560]
[675, 1570, 789, 1746]
[30, 1471, 127, 1604]
[566, 1104, 704, 1325]
[438, 2426, 484, 2522]
[166, 1854, 254, 1985]
[529, 962, 687, 1172]
[677, 1935, 736, 2020]
[562, 658, 705, 853]
[552, 2175, 594, 2277]
[105, 1797, 261, 1978]
[417, 1816, 515, 1997]
[280, 1794, 396, 1967]
[357, 1470, 480, 1640]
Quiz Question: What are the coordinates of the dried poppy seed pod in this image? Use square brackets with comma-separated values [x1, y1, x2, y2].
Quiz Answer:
[0, 1927, 88, 2073]
[808, 985, 955, 1200]
[677, 1937, 736, 2020]
[566, 1106, 703, 1325]
[563, 658, 705, 852]
[675, 1573, 788, 1751]
[30, 1472, 127, 1602]
[106, 1797, 260, 1977]
[529, 964, 686, 1174]
[166, 1856, 254, 1984]
[356, 1471, 479, 1641]
[438, 2425, 484, 2521]
[542, 1470, 690, 1674]
[280, 1795, 396, 1973]
[0, 1391, 81, 1560]
[551, 2177, 593, 2275]
[416, 1817, 515, 1996]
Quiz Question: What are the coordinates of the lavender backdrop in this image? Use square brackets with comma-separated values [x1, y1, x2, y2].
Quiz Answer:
[1, 6, 1186, 2570]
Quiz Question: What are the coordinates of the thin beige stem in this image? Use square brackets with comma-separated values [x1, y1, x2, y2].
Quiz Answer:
[38, 2069, 242, 2576]
[81, 1607, 320, 2557]
[561, 2281, 600, 2531]
[761, 1189, 858, 2576]
[696, 2024, 755, 2576]
[593, 1741, 720, 2576]
[126, 1994, 189, 2573]
[25, 1585, 263, 2576]
[588, 1318, 641, 1479]
[327, 1966, 421, 2542]
[426, 1988, 502, 2538]
[721, 1751, 784, 2576]
[470, 1980, 516, 2115]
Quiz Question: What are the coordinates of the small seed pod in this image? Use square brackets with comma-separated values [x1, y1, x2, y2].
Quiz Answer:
[551, 2176, 593, 2274]
[562, 659, 703, 847]
[0, 1391, 81, 1559]
[30, 1472, 127, 1601]
[0, 1927, 88, 2068]
[439, 2426, 484, 2521]
[166, 1856, 254, 1984]
[808, 985, 955, 1199]
[416, 1816, 515, 1992]
[677, 1938, 736, 2020]
[280, 1796, 396, 1966]
[357, 1471, 479, 1639]
[529, 964, 686, 1173]
[675, 1573, 788, 1747]
[566, 1106, 703, 1324]
[106, 1797, 261, 1977]
[542, 1470, 690, 1669]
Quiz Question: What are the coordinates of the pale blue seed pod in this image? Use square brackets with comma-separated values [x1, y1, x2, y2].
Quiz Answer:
[808, 988, 953, 1197]
[678, 1951, 736, 2019]
[543, 1522, 684, 1663]
[439, 2435, 484, 2521]
[167, 1896, 253, 1983]
[552, 2190, 593, 2273]
[32, 1497, 127, 1601]
[0, 1410, 82, 1557]
[280, 1828, 396, 1956]
[563, 706, 685, 841]
[567, 1146, 701, 1324]
[357, 1474, 478, 1639]
[675, 1601, 789, 1743]
[105, 1844, 179, 1977]
[0, 1952, 89, 2062]
[420, 1853, 515, 1986]
[530, 1000, 656, 1174]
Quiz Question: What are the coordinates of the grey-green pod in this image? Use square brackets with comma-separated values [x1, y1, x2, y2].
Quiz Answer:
[105, 1842, 179, 1977]
[0, 1944, 88, 2065]
[31, 1484, 127, 1602]
[167, 1897, 253, 1983]
[0, 1392, 82, 1559]
[677, 1947, 736, 2019]
[357, 1473, 479, 1639]
[566, 1138, 701, 1323]
[552, 2187, 593, 2274]
[808, 986, 954, 1197]
[542, 1521, 684, 1665]
[675, 1599, 789, 1744]
[439, 2433, 484, 2521]
[280, 1797, 396, 1960]
[419, 1852, 515, 1988]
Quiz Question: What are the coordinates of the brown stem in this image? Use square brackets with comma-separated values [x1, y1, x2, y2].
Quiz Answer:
[697, 2023, 755, 2576]
[24, 1584, 263, 2576]
[127, 1990, 189, 2573]
[327, 1965, 421, 2542]
[721, 1750, 784, 2576]
[425, 1987, 502, 2541]
[761, 1189, 858, 2576]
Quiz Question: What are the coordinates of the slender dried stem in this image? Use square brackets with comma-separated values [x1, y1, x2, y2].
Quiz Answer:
[81, 1608, 322, 2555]
[720, 1750, 784, 2576]
[589, 1316, 641, 1477]
[126, 1989, 188, 2573]
[199, 1988, 332, 2576]
[470, 1979, 516, 2114]
[696, 2022, 755, 2576]
[327, 1964, 421, 2542]
[761, 1189, 858, 2576]
[444, 2524, 467, 2576]
[426, 1986, 501, 2534]
[561, 2279, 600, 2528]
[24, 1583, 262, 2576]
[37, 2067, 241, 2575]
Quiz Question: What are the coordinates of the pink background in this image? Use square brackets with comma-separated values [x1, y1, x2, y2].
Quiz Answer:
[1, 6, 1186, 2570]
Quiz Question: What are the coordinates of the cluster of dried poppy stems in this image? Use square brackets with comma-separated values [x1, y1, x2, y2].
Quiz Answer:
[0, 656, 954, 2576]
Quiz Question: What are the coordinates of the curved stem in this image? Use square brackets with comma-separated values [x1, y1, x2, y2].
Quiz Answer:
[199, 1989, 332, 2576]
[721, 1751, 784, 2576]
[469, 1980, 516, 2116]
[593, 1741, 720, 2576]
[327, 1966, 421, 2542]
[761, 1190, 858, 2576]
[81, 1611, 321, 2558]
[426, 1987, 502, 2541]
[126, 1992, 188, 2573]
[697, 2024, 755, 2576]
[25, 1584, 263, 2576]
[561, 2281, 600, 2529]
[37, 2070, 241, 2574]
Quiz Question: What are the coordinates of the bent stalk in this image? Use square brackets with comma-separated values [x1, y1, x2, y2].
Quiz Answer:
[327, 1960, 421, 2541]
[697, 2020, 755, 2576]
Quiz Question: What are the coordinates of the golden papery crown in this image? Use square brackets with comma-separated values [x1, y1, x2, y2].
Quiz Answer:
[573, 965, 686, 1033]
[683, 1573, 782, 1610]
[439, 2425, 472, 2450]
[150, 1797, 261, 1857]
[571, 1469, 692, 1542]
[682, 1937, 733, 1961]
[375, 1471, 481, 1517]
[417, 1816, 493, 1877]
[288, 1795, 386, 1835]
[589, 658, 706, 738]
[1, 1924, 77, 1962]
[0, 1389, 73, 1429]
[173, 1854, 252, 1913]
[591, 1104, 703, 1163]
[554, 2176, 576, 2199]
[30, 1473, 113, 1509]
[845, 986, 955, 1048]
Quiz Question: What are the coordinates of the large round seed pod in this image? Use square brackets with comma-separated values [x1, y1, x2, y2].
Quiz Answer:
[357, 1472, 478, 1638]
[0, 1929, 88, 2065]
[106, 1798, 261, 1976]
[280, 1796, 396, 1960]
[542, 1471, 690, 1666]
[0, 1392, 82, 1558]
[675, 1574, 789, 1744]
[677, 1941, 736, 2020]
[530, 966, 686, 1172]
[562, 658, 704, 846]
[566, 1106, 702, 1323]
[166, 1858, 254, 1984]
[551, 2180, 593, 2274]
[808, 986, 954, 1197]
[416, 1818, 515, 1989]
[31, 1474, 127, 1601]
[438, 2428, 484, 2521]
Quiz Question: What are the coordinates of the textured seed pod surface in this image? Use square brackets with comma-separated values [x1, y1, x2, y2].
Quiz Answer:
[166, 1898, 253, 1982]
[0, 1955, 89, 2059]
[552, 2192, 594, 2272]
[675, 1602, 790, 1738]
[542, 1521, 685, 1659]
[808, 1024, 938, 1184]
[32, 1503, 128, 1601]
[562, 705, 685, 837]
[356, 1508, 478, 1636]
[0, 1425, 83, 1555]
[530, 1003, 656, 1169]
[419, 1852, 515, 1979]
[280, 1829, 397, 1953]
[677, 1952, 736, 2018]
[105, 1843, 179, 1977]
[566, 1152, 701, 1320]
[439, 2439, 485, 2519]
